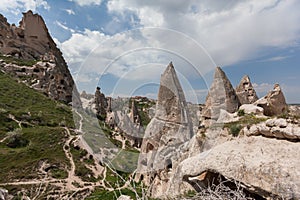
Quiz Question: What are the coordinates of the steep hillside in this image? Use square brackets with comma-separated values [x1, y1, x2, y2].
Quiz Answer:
[0, 71, 72, 183]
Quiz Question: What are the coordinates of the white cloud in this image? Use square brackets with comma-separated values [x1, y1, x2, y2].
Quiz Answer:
[107, 0, 300, 67]
[261, 56, 291, 62]
[58, 27, 215, 93]
[0, 0, 49, 14]
[55, 0, 300, 101]
[64, 9, 75, 15]
[55, 21, 75, 33]
[69, 0, 102, 6]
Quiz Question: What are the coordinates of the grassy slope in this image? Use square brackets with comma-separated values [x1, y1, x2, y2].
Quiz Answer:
[0, 71, 74, 182]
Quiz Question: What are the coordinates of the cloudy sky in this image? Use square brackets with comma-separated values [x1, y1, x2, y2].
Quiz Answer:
[1, 0, 299, 103]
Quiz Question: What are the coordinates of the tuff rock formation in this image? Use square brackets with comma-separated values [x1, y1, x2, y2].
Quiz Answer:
[136, 62, 195, 197]
[243, 118, 300, 141]
[0, 11, 80, 105]
[129, 100, 141, 125]
[255, 83, 288, 116]
[236, 75, 258, 104]
[202, 67, 240, 120]
[114, 111, 144, 148]
[166, 136, 300, 199]
[94, 87, 107, 116]
[239, 104, 264, 115]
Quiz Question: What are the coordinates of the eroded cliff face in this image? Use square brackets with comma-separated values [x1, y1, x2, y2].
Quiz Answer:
[0, 11, 80, 105]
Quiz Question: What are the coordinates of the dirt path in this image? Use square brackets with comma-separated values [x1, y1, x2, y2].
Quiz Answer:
[63, 127, 82, 190]
[73, 109, 83, 133]
[1, 108, 133, 198]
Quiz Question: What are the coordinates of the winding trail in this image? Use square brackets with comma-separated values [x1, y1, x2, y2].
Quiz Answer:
[0, 108, 134, 198]
[63, 127, 82, 190]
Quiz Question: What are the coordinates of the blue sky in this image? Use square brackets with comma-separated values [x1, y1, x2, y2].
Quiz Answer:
[0, 0, 299, 103]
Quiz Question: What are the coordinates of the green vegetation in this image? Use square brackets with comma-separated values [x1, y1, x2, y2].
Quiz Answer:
[224, 114, 267, 137]
[49, 167, 68, 179]
[0, 71, 73, 182]
[86, 187, 136, 200]
[0, 72, 74, 130]
[129, 98, 154, 127]
[0, 53, 38, 66]
[237, 109, 245, 117]
[70, 143, 98, 182]
[110, 149, 139, 173]
[0, 127, 69, 181]
[138, 109, 151, 127]
[4, 128, 29, 148]
[229, 124, 242, 137]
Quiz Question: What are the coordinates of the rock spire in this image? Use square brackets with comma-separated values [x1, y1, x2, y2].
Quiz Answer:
[255, 83, 288, 116]
[94, 87, 107, 116]
[137, 62, 194, 197]
[236, 75, 258, 104]
[202, 67, 240, 119]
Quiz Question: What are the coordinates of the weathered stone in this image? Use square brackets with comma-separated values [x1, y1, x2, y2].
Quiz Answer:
[0, 188, 8, 200]
[117, 195, 132, 200]
[243, 119, 300, 140]
[129, 100, 141, 125]
[0, 11, 80, 105]
[202, 67, 240, 120]
[236, 75, 258, 104]
[94, 87, 107, 116]
[255, 84, 288, 116]
[166, 136, 300, 199]
[136, 62, 194, 197]
[266, 118, 288, 128]
[115, 111, 144, 148]
[216, 109, 239, 123]
[239, 104, 264, 115]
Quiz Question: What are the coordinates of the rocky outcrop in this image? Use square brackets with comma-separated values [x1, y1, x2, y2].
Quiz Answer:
[0, 188, 8, 200]
[255, 84, 288, 116]
[216, 109, 239, 123]
[236, 75, 258, 104]
[0, 11, 80, 105]
[129, 100, 141, 125]
[239, 104, 264, 115]
[114, 111, 144, 148]
[166, 136, 300, 199]
[94, 87, 107, 116]
[136, 62, 194, 197]
[202, 67, 240, 120]
[243, 118, 300, 141]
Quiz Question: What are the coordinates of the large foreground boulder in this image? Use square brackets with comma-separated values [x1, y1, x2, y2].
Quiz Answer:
[166, 136, 300, 199]
[255, 84, 288, 116]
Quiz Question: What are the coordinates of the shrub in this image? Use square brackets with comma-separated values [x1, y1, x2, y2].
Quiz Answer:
[237, 109, 245, 117]
[5, 128, 29, 148]
[229, 124, 242, 137]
